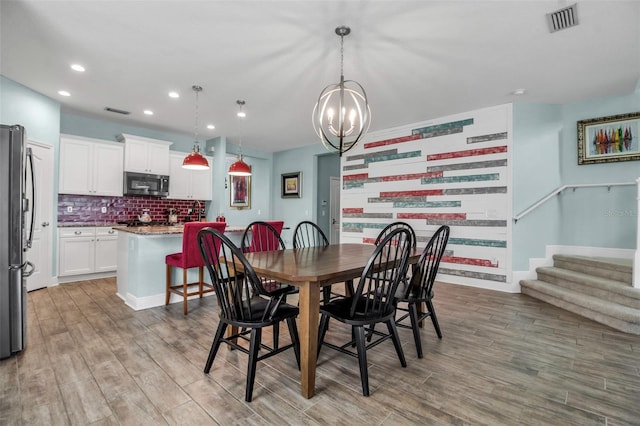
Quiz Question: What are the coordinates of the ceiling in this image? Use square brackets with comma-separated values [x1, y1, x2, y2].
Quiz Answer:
[2, 1, 639, 153]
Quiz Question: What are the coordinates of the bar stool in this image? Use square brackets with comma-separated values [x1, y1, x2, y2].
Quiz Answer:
[166, 221, 226, 315]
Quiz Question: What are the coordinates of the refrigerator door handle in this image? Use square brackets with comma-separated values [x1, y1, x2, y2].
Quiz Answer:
[22, 261, 35, 278]
[25, 147, 36, 250]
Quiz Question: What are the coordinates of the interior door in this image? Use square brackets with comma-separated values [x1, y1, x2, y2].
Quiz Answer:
[329, 176, 341, 244]
[25, 141, 53, 292]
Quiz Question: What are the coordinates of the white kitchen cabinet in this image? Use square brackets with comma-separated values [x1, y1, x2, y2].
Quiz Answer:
[59, 135, 124, 196]
[95, 227, 118, 272]
[167, 152, 212, 200]
[58, 227, 118, 277]
[119, 133, 172, 175]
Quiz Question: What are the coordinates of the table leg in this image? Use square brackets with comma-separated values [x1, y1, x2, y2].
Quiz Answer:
[298, 282, 320, 398]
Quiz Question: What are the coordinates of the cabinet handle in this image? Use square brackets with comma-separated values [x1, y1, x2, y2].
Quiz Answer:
[108, 230, 115, 234]
[74, 231, 82, 235]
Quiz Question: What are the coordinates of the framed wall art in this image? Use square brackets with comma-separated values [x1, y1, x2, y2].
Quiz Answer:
[230, 175, 251, 208]
[577, 112, 640, 164]
[281, 171, 302, 198]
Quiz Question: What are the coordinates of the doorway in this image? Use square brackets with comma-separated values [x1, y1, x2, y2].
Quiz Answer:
[329, 176, 340, 244]
[26, 141, 53, 291]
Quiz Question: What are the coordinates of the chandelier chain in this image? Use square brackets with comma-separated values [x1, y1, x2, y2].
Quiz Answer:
[340, 34, 344, 77]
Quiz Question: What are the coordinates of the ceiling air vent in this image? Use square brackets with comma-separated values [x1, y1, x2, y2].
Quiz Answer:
[104, 107, 131, 115]
[547, 3, 578, 33]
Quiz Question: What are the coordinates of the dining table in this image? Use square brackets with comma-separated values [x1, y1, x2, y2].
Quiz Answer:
[240, 243, 421, 399]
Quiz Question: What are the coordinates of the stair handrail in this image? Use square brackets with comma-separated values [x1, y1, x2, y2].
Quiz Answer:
[513, 181, 637, 223]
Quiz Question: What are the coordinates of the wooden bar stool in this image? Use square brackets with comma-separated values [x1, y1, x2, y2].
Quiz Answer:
[166, 221, 226, 314]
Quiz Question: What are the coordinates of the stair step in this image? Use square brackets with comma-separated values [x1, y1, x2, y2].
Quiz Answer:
[520, 279, 640, 335]
[552, 254, 632, 284]
[536, 266, 640, 309]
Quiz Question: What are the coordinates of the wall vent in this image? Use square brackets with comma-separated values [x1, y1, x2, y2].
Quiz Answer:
[104, 107, 131, 115]
[547, 3, 578, 33]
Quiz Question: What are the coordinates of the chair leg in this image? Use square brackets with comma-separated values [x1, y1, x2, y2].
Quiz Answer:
[182, 268, 189, 315]
[353, 325, 369, 396]
[286, 317, 301, 369]
[322, 286, 331, 304]
[426, 299, 443, 338]
[204, 322, 228, 373]
[198, 266, 204, 298]
[317, 314, 330, 358]
[272, 324, 279, 350]
[408, 302, 424, 358]
[386, 319, 407, 368]
[245, 328, 262, 402]
[165, 265, 172, 305]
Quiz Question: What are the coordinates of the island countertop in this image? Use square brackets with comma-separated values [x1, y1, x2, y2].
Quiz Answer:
[114, 224, 246, 235]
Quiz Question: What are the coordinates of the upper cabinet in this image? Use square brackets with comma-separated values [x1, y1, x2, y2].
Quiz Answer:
[167, 152, 212, 200]
[118, 133, 172, 175]
[59, 135, 124, 197]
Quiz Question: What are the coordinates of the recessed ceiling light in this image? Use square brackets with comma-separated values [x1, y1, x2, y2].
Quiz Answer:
[58, 90, 71, 97]
[143, 110, 154, 115]
[70, 64, 85, 72]
[168, 91, 179, 98]
[206, 124, 215, 130]
[513, 88, 526, 95]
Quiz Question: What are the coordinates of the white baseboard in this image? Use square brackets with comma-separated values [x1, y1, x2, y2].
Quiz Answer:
[124, 291, 215, 311]
[57, 271, 116, 284]
[545, 245, 635, 259]
[439, 277, 521, 293]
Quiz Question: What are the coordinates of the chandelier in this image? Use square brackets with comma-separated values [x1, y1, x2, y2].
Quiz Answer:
[228, 100, 251, 176]
[182, 85, 210, 170]
[312, 26, 371, 156]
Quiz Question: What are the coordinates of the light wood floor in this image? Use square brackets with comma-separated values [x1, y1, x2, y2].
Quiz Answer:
[1, 278, 639, 425]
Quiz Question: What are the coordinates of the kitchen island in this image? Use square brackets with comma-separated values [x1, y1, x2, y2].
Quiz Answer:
[115, 224, 245, 310]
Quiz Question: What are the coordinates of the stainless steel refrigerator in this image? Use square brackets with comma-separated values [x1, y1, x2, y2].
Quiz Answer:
[1, 124, 36, 359]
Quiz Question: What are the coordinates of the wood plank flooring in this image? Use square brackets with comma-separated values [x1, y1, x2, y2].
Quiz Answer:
[1, 277, 639, 425]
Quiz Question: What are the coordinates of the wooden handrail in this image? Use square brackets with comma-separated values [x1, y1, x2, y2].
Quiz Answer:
[513, 181, 636, 223]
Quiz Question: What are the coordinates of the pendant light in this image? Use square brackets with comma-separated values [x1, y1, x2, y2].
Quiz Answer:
[228, 100, 252, 176]
[312, 26, 371, 157]
[182, 85, 210, 170]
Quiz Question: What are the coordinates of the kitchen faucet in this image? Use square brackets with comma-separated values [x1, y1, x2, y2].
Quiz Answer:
[193, 200, 203, 221]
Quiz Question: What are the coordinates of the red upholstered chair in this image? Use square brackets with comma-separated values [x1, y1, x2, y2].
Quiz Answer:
[166, 221, 226, 315]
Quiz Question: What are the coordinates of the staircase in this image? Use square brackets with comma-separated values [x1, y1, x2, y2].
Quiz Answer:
[520, 254, 640, 334]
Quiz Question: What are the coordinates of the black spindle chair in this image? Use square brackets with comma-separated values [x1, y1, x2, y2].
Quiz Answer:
[393, 225, 450, 358]
[198, 227, 300, 402]
[317, 227, 412, 396]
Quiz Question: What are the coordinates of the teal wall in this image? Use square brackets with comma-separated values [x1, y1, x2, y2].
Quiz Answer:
[512, 84, 640, 270]
[316, 153, 341, 238]
[512, 103, 563, 270]
[271, 143, 334, 246]
[1, 76, 61, 274]
[1, 76, 60, 145]
[61, 112, 194, 151]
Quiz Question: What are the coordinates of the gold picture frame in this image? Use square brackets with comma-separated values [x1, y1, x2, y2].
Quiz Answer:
[230, 175, 251, 208]
[577, 112, 640, 164]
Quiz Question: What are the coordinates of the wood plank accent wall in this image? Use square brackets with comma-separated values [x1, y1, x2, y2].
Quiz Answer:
[340, 104, 513, 289]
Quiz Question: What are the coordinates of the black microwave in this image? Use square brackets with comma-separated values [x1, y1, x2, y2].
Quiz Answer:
[123, 172, 169, 197]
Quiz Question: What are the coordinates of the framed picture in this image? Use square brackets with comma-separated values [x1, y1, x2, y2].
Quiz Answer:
[281, 172, 302, 198]
[577, 112, 640, 164]
[230, 175, 251, 208]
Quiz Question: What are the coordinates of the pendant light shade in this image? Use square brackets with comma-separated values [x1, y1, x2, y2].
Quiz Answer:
[183, 85, 210, 170]
[182, 145, 209, 170]
[229, 100, 252, 176]
[228, 155, 251, 176]
[312, 26, 370, 157]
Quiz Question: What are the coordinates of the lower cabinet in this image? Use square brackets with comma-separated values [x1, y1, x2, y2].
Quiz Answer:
[58, 227, 118, 276]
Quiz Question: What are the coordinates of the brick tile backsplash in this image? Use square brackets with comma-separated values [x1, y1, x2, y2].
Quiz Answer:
[58, 194, 206, 224]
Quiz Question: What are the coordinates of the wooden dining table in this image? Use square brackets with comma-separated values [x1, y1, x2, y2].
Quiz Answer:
[240, 243, 421, 399]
